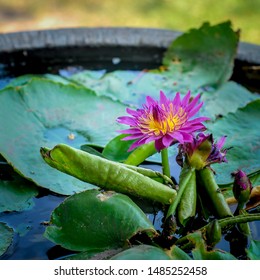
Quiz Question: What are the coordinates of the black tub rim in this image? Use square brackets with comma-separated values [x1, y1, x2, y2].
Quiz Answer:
[0, 27, 260, 64]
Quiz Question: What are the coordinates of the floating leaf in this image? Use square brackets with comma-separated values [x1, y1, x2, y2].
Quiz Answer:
[0, 78, 126, 194]
[0, 222, 14, 257]
[0, 177, 38, 213]
[44, 190, 158, 251]
[201, 81, 258, 119]
[69, 23, 239, 108]
[64, 248, 123, 260]
[111, 245, 171, 260]
[208, 100, 260, 185]
[163, 21, 239, 88]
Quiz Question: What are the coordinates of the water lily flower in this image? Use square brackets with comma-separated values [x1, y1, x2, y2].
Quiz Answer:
[177, 133, 229, 169]
[117, 90, 209, 152]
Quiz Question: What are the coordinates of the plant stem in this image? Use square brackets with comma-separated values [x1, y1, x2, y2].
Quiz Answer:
[161, 148, 171, 178]
[176, 213, 260, 247]
[218, 213, 260, 228]
[197, 167, 233, 218]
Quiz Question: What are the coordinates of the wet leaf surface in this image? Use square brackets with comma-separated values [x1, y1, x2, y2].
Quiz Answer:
[0, 222, 14, 257]
[0, 78, 126, 194]
[44, 189, 157, 251]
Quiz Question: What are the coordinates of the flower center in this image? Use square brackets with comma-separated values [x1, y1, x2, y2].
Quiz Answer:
[139, 104, 187, 136]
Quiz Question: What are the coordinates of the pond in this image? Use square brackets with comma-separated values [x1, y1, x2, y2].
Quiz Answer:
[0, 24, 260, 260]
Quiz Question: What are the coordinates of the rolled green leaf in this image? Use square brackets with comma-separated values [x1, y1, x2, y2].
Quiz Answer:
[124, 142, 156, 165]
[197, 168, 233, 218]
[40, 144, 177, 204]
[166, 166, 195, 219]
[178, 170, 197, 226]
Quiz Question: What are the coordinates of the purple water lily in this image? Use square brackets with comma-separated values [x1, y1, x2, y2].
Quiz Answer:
[117, 90, 209, 152]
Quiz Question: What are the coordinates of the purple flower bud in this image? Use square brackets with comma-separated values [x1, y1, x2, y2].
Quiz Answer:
[232, 170, 252, 206]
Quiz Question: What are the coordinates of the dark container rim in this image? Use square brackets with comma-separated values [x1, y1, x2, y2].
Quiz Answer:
[0, 27, 259, 92]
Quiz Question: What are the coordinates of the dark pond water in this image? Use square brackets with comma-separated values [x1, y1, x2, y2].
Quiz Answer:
[0, 52, 259, 260]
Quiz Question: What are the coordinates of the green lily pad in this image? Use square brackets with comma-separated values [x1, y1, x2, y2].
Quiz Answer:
[69, 22, 239, 108]
[208, 100, 260, 185]
[246, 239, 260, 260]
[163, 21, 239, 88]
[201, 81, 258, 119]
[0, 78, 126, 194]
[0, 177, 38, 213]
[0, 222, 14, 257]
[44, 189, 158, 251]
[110, 245, 171, 260]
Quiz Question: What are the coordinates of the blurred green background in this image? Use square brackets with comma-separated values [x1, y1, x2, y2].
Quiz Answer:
[0, 0, 259, 44]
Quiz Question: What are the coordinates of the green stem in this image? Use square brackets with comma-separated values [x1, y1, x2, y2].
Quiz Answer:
[218, 213, 260, 228]
[161, 148, 171, 178]
[197, 167, 233, 218]
[166, 167, 195, 219]
[176, 213, 260, 247]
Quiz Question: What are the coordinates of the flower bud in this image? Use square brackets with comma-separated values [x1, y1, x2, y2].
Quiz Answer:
[205, 219, 222, 248]
[232, 170, 252, 207]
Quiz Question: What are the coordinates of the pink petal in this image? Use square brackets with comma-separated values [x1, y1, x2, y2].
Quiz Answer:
[146, 96, 156, 106]
[117, 116, 137, 126]
[169, 131, 184, 144]
[155, 138, 165, 151]
[181, 91, 191, 107]
[122, 134, 143, 141]
[118, 128, 141, 134]
[159, 90, 169, 105]
[186, 94, 200, 111]
[172, 92, 181, 108]
[162, 134, 174, 148]
[216, 136, 227, 149]
[126, 107, 140, 117]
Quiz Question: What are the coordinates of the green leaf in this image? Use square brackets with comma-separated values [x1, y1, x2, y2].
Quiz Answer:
[64, 248, 123, 260]
[207, 100, 260, 185]
[102, 134, 134, 162]
[44, 189, 158, 251]
[188, 231, 237, 260]
[41, 144, 177, 204]
[110, 245, 171, 260]
[167, 245, 192, 260]
[0, 222, 14, 257]
[201, 81, 258, 120]
[0, 77, 126, 195]
[0, 177, 38, 213]
[178, 169, 197, 226]
[163, 21, 239, 88]
[246, 239, 260, 260]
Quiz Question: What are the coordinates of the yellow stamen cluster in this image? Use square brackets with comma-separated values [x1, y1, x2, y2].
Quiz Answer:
[139, 104, 188, 136]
